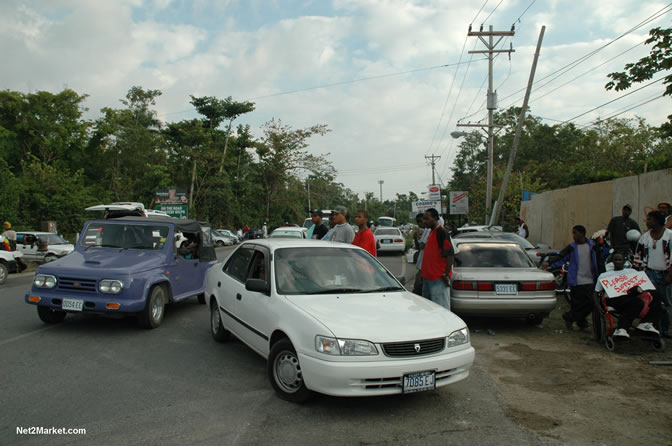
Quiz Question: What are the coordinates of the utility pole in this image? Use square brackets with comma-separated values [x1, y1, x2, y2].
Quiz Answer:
[378, 180, 384, 202]
[491, 26, 545, 226]
[425, 154, 441, 185]
[457, 25, 514, 224]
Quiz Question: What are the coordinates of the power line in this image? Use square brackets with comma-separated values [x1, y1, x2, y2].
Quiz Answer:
[424, 0, 491, 156]
[560, 77, 664, 124]
[579, 93, 666, 127]
[512, 0, 536, 25]
[158, 58, 487, 118]
[528, 39, 645, 104]
[496, 3, 671, 107]
[482, 0, 505, 24]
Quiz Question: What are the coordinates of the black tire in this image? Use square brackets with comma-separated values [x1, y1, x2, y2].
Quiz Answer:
[139, 285, 166, 329]
[605, 336, 616, 352]
[653, 338, 665, 352]
[197, 293, 206, 304]
[37, 306, 67, 324]
[210, 298, 230, 342]
[526, 313, 544, 325]
[216, 240, 224, 247]
[592, 308, 602, 342]
[268, 338, 312, 403]
[44, 254, 57, 263]
[0, 262, 7, 285]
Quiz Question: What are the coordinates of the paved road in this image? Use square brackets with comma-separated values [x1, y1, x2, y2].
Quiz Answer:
[0, 246, 549, 446]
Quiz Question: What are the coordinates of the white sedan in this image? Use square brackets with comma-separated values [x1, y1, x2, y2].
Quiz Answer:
[374, 227, 406, 253]
[206, 239, 474, 402]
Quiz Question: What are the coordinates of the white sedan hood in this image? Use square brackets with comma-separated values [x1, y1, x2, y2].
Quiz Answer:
[286, 291, 466, 343]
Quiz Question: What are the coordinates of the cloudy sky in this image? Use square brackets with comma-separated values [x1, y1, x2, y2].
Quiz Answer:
[1, 0, 669, 200]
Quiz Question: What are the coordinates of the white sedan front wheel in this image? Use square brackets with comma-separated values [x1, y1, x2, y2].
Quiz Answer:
[268, 338, 312, 403]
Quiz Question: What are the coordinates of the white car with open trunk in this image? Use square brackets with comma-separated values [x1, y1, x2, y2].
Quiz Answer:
[206, 239, 474, 402]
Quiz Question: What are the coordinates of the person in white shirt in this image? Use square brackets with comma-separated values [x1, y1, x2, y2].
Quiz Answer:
[515, 217, 529, 239]
[634, 210, 672, 338]
[595, 253, 662, 337]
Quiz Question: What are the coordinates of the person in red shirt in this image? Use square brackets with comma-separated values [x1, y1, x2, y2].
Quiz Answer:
[421, 208, 454, 309]
[352, 210, 376, 257]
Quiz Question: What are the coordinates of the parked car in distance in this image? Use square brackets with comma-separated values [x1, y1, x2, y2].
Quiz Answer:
[454, 225, 502, 235]
[450, 238, 557, 325]
[213, 230, 236, 246]
[217, 229, 240, 243]
[374, 227, 405, 254]
[0, 246, 24, 284]
[453, 231, 551, 266]
[206, 239, 474, 402]
[25, 216, 217, 328]
[16, 232, 75, 263]
[269, 227, 308, 239]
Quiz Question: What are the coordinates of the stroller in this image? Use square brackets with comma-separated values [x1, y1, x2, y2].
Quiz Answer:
[591, 290, 665, 352]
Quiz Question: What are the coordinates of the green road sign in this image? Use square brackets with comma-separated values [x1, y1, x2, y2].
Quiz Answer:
[156, 204, 188, 219]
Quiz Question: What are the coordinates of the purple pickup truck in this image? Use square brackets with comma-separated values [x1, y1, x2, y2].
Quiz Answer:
[25, 216, 217, 328]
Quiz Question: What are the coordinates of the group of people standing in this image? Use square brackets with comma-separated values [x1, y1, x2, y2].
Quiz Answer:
[305, 206, 377, 257]
[544, 203, 672, 339]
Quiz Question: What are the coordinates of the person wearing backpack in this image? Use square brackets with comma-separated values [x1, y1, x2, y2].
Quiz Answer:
[420, 208, 454, 310]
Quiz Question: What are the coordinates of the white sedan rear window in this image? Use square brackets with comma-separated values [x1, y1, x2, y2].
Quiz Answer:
[455, 243, 533, 268]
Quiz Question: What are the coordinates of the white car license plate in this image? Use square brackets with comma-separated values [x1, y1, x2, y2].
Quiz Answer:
[403, 371, 435, 393]
[495, 284, 518, 295]
[381, 239, 392, 244]
[62, 298, 84, 312]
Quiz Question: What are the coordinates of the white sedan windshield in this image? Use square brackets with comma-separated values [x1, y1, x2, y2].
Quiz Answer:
[274, 247, 402, 295]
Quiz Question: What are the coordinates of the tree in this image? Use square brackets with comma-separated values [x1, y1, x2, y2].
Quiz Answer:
[606, 27, 672, 136]
[91, 86, 164, 203]
[189, 95, 255, 173]
[255, 119, 330, 221]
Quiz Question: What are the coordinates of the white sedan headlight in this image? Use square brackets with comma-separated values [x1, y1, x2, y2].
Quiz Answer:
[315, 336, 378, 356]
[446, 327, 469, 348]
[33, 274, 57, 288]
[99, 279, 123, 294]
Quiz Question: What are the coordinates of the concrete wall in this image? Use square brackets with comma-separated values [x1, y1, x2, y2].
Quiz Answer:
[520, 169, 672, 249]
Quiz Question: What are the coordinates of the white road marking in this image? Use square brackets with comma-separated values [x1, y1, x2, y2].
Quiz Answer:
[0, 325, 59, 347]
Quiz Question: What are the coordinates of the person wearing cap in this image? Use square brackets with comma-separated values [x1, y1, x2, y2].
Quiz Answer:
[307, 209, 328, 240]
[658, 202, 672, 229]
[607, 204, 640, 255]
[2, 222, 16, 246]
[329, 205, 355, 244]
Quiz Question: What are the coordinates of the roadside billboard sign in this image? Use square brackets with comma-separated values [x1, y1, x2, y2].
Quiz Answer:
[450, 192, 468, 215]
[428, 184, 441, 201]
[155, 189, 188, 204]
[156, 204, 188, 219]
[412, 200, 441, 213]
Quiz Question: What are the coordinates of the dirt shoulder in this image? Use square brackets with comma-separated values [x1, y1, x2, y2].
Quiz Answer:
[467, 298, 672, 445]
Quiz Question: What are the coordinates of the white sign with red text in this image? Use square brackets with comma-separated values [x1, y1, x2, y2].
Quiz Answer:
[428, 184, 441, 201]
[599, 270, 655, 298]
[449, 191, 468, 215]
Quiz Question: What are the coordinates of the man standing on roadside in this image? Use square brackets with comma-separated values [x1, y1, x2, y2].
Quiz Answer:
[607, 204, 640, 255]
[545, 225, 598, 330]
[412, 213, 429, 296]
[352, 210, 376, 257]
[420, 208, 454, 310]
[633, 210, 672, 338]
[307, 209, 328, 240]
[329, 206, 355, 244]
[2, 222, 16, 250]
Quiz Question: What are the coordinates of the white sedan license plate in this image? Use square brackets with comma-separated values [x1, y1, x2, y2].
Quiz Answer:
[62, 298, 84, 312]
[381, 239, 392, 244]
[495, 284, 518, 295]
[403, 371, 435, 393]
